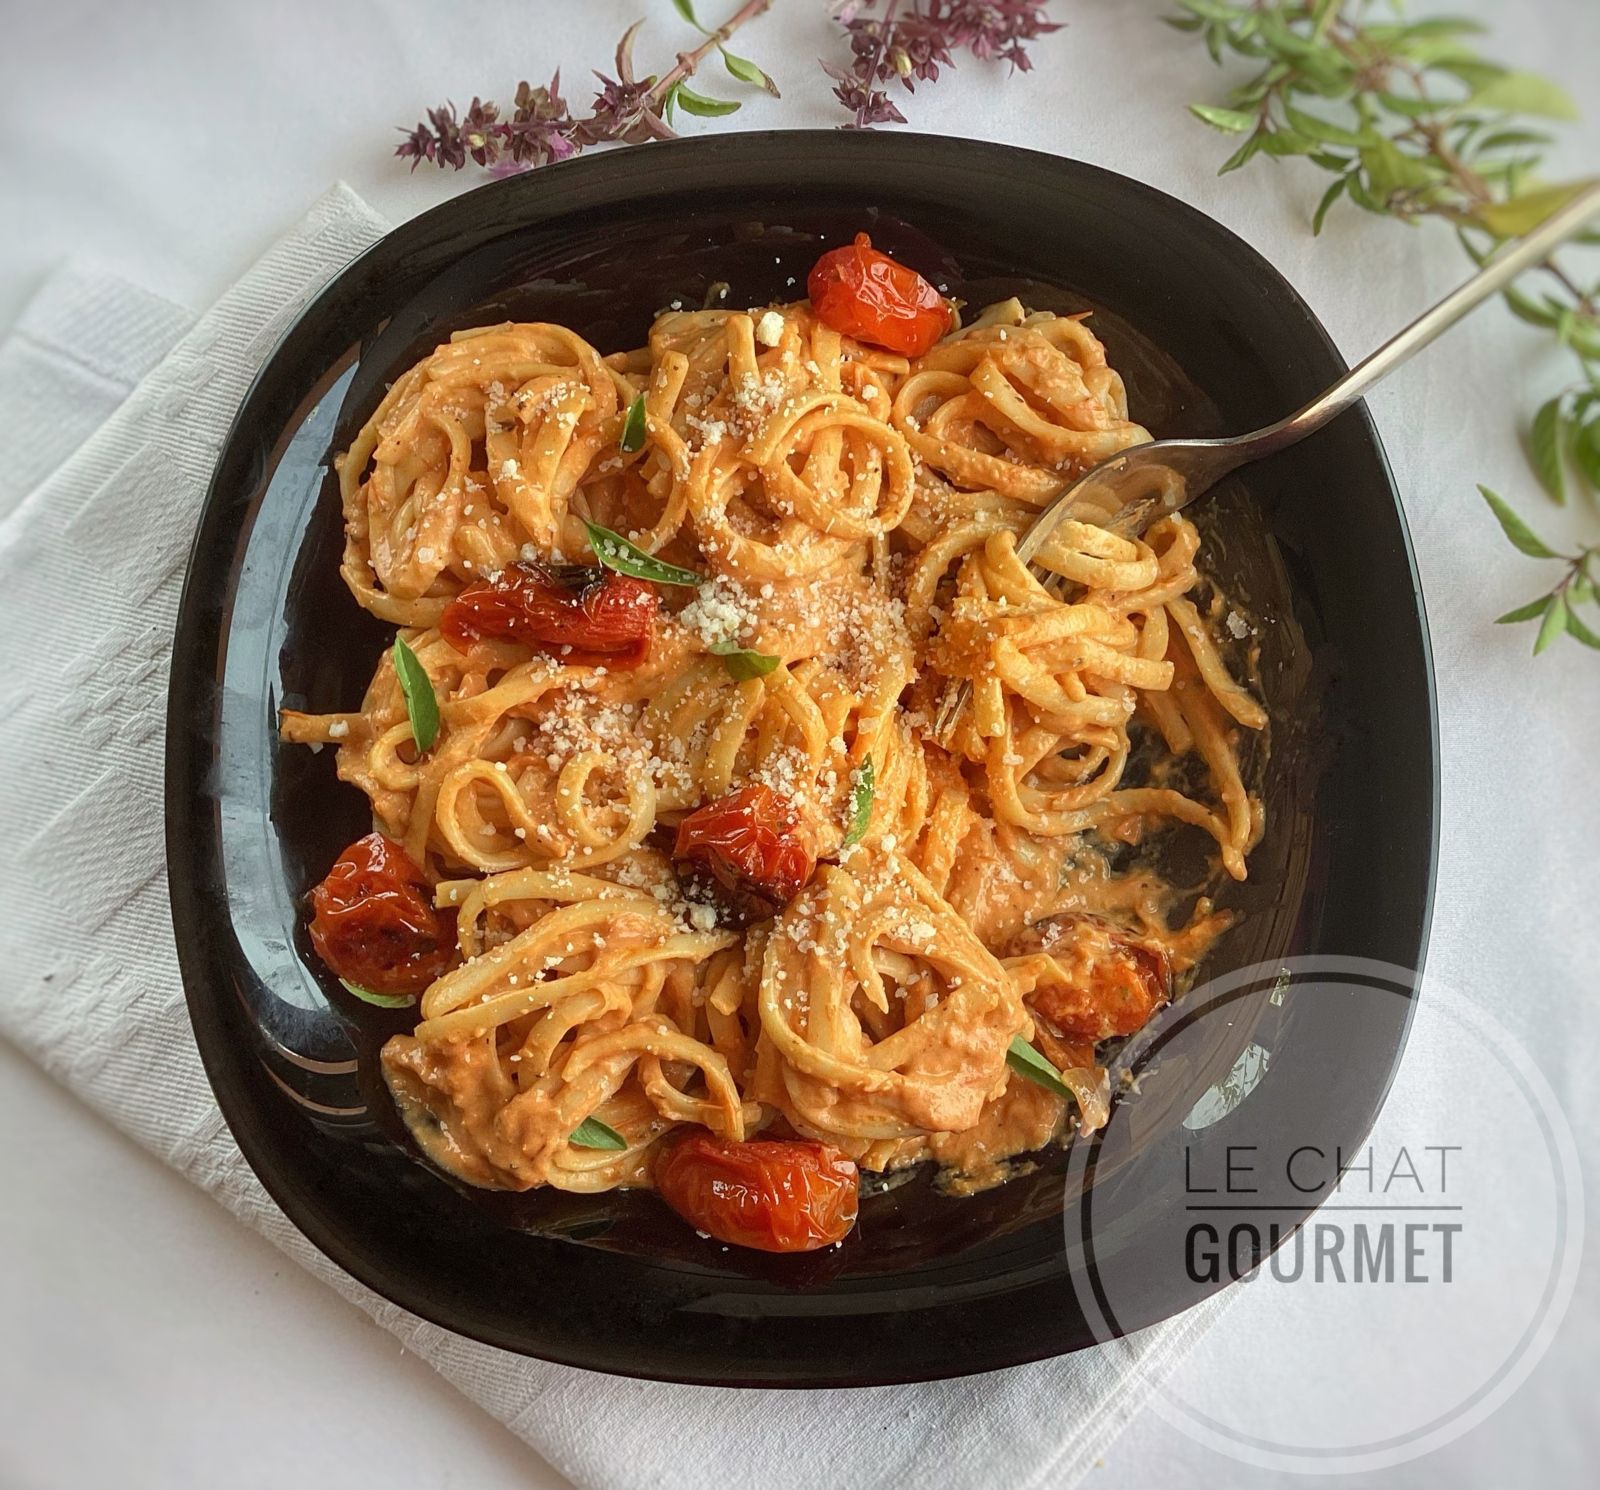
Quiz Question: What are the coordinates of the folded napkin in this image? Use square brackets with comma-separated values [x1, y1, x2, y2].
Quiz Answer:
[0, 184, 1223, 1490]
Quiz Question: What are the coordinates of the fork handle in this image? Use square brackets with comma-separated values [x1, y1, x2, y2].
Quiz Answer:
[1250, 179, 1600, 456]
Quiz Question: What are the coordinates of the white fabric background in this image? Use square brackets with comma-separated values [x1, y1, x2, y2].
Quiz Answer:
[1, 1, 1596, 1487]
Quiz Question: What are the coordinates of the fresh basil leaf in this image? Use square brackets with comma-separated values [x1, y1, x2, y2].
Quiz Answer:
[1476, 181, 1596, 239]
[569, 1116, 628, 1150]
[1495, 596, 1553, 625]
[1572, 417, 1600, 492]
[711, 642, 781, 680]
[721, 46, 779, 96]
[583, 520, 703, 587]
[1530, 396, 1567, 504]
[671, 0, 702, 28]
[1470, 71, 1580, 122]
[392, 636, 440, 753]
[1285, 103, 1370, 148]
[841, 756, 875, 848]
[1189, 103, 1256, 133]
[619, 391, 648, 453]
[1564, 606, 1600, 651]
[340, 979, 417, 1009]
[1006, 1035, 1075, 1103]
[1533, 594, 1569, 655]
[1479, 486, 1560, 559]
[674, 84, 740, 118]
[1312, 175, 1348, 235]
[1502, 282, 1563, 329]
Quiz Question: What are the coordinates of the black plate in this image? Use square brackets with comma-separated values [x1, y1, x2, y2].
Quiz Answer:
[166, 132, 1438, 1385]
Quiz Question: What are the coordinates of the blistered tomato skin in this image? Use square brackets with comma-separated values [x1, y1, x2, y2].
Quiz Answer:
[308, 832, 456, 995]
[806, 233, 952, 357]
[1030, 919, 1173, 1041]
[654, 1134, 860, 1252]
[673, 784, 816, 905]
[440, 561, 657, 666]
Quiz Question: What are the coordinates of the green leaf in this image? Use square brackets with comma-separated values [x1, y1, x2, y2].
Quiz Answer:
[841, 756, 875, 849]
[1476, 181, 1598, 239]
[1360, 138, 1443, 198]
[1312, 174, 1348, 234]
[1573, 417, 1600, 491]
[1565, 606, 1600, 650]
[1495, 596, 1552, 624]
[1006, 1036, 1076, 1103]
[671, 0, 703, 28]
[1478, 485, 1560, 559]
[392, 636, 439, 753]
[1218, 131, 1265, 175]
[569, 1116, 628, 1150]
[619, 391, 648, 452]
[1285, 103, 1370, 148]
[583, 520, 704, 587]
[674, 83, 740, 118]
[1503, 282, 1563, 328]
[1530, 397, 1567, 504]
[1470, 71, 1580, 121]
[1474, 128, 1555, 155]
[1534, 593, 1569, 654]
[1189, 103, 1256, 133]
[339, 980, 417, 1009]
[721, 46, 779, 96]
[661, 80, 680, 123]
[1164, 14, 1206, 32]
[711, 642, 781, 680]
[1260, 127, 1318, 157]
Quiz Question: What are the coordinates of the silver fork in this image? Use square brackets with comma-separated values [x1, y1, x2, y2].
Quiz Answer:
[933, 179, 1600, 742]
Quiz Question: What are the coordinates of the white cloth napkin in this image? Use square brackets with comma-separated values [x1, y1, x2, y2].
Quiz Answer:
[0, 184, 1224, 1490]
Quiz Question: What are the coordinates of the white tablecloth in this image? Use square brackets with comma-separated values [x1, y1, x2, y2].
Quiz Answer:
[2, 2, 1596, 1487]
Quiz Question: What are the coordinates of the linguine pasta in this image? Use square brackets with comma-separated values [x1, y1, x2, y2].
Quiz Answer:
[281, 272, 1265, 1222]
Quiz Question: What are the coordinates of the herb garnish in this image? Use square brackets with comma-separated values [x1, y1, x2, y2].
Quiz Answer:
[569, 1116, 629, 1150]
[619, 392, 648, 453]
[710, 641, 781, 680]
[1173, 0, 1599, 653]
[1005, 1035, 1075, 1103]
[841, 756, 875, 848]
[584, 520, 704, 587]
[340, 980, 418, 1010]
[392, 636, 440, 752]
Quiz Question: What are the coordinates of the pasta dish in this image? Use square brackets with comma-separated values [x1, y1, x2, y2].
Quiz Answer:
[281, 234, 1265, 1253]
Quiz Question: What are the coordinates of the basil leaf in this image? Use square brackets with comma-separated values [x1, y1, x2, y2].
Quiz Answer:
[569, 1116, 628, 1150]
[619, 391, 648, 453]
[1470, 71, 1580, 122]
[1189, 103, 1255, 133]
[1564, 606, 1600, 651]
[721, 46, 779, 96]
[711, 642, 780, 680]
[1476, 180, 1595, 239]
[673, 84, 741, 118]
[842, 756, 875, 848]
[1529, 396, 1566, 504]
[1495, 596, 1552, 625]
[392, 636, 440, 753]
[1533, 594, 1569, 655]
[1006, 1036, 1076, 1103]
[583, 520, 703, 587]
[1478, 485, 1560, 559]
[340, 979, 417, 1009]
[1312, 175, 1348, 236]
[671, 0, 702, 27]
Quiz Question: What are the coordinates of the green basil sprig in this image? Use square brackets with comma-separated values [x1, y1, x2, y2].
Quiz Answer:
[1005, 1035, 1075, 1102]
[569, 1116, 628, 1151]
[711, 641, 781, 680]
[340, 980, 418, 1010]
[619, 392, 648, 453]
[392, 636, 439, 752]
[841, 756, 875, 848]
[584, 520, 703, 587]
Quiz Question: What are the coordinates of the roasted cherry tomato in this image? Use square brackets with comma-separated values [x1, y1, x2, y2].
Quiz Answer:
[673, 785, 815, 905]
[1024, 915, 1172, 1041]
[308, 832, 457, 995]
[655, 1134, 860, 1252]
[806, 232, 952, 357]
[440, 560, 657, 666]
